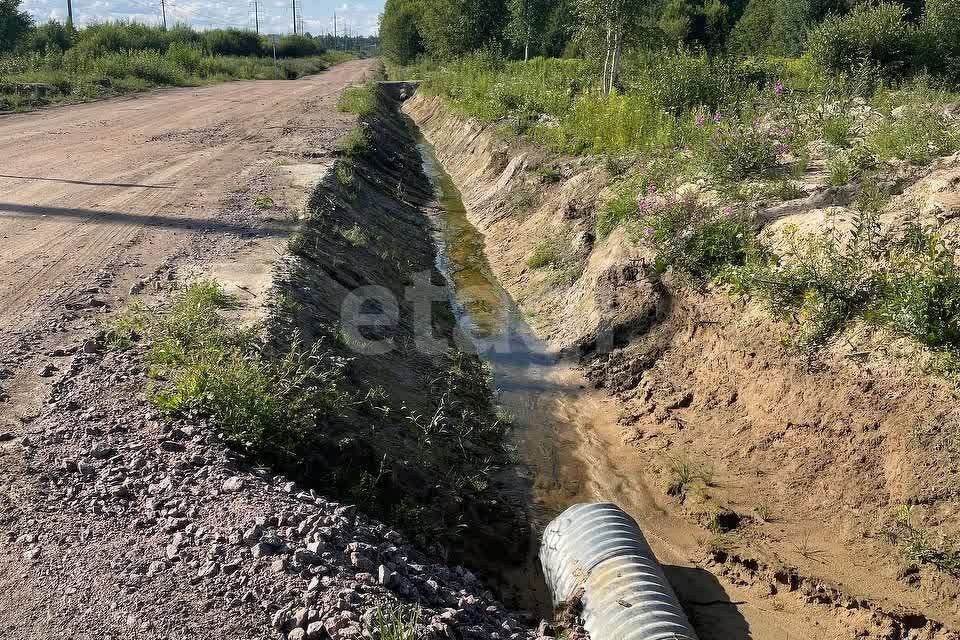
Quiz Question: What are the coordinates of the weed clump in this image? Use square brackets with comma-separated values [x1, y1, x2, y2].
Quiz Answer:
[110, 280, 349, 464]
[337, 82, 377, 117]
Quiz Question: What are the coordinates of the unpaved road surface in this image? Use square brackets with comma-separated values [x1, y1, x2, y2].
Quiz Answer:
[0, 58, 373, 428]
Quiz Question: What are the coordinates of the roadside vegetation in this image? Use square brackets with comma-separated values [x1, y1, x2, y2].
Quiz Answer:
[385, 0, 960, 375]
[107, 277, 514, 551]
[0, 14, 355, 111]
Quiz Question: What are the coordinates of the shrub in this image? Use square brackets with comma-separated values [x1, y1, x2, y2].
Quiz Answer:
[137, 281, 349, 463]
[74, 21, 169, 56]
[919, 0, 960, 79]
[879, 224, 960, 351]
[698, 120, 781, 181]
[165, 41, 202, 74]
[638, 191, 754, 280]
[202, 28, 263, 57]
[807, 2, 916, 78]
[22, 20, 73, 53]
[276, 34, 320, 58]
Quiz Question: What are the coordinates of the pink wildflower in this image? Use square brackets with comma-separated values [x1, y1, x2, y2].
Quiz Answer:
[647, 184, 658, 195]
[713, 112, 722, 122]
[722, 206, 733, 216]
[695, 114, 706, 126]
[773, 81, 784, 95]
[645, 227, 655, 237]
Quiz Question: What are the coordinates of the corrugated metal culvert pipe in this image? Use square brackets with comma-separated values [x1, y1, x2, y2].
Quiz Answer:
[540, 503, 699, 640]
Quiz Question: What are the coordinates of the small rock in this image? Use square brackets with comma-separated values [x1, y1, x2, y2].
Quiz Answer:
[222, 476, 244, 493]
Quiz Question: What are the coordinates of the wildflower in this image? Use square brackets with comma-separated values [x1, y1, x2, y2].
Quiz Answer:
[775, 143, 789, 155]
[638, 199, 649, 210]
[713, 112, 722, 123]
[646, 184, 658, 195]
[645, 227, 655, 237]
[695, 114, 706, 126]
[773, 81, 784, 96]
[722, 206, 733, 216]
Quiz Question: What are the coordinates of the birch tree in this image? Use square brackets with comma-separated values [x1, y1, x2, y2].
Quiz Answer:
[575, 0, 647, 93]
[507, 0, 549, 61]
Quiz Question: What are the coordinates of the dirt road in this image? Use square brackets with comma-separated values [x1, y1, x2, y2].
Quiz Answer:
[0, 58, 374, 326]
[0, 58, 373, 422]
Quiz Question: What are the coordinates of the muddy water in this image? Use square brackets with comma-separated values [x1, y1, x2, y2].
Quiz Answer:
[415, 138, 633, 614]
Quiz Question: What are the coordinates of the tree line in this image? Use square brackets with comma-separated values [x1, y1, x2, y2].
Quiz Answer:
[0, 0, 376, 58]
[379, 0, 938, 65]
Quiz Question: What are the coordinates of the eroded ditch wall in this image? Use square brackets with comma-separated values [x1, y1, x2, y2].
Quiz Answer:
[403, 92, 960, 638]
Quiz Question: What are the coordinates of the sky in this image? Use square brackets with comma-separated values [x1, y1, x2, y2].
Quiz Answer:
[20, 0, 384, 36]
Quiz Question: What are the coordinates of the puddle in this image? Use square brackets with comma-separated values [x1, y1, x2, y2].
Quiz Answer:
[416, 136, 609, 614]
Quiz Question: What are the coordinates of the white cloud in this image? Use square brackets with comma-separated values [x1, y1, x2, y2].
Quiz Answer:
[20, 0, 384, 36]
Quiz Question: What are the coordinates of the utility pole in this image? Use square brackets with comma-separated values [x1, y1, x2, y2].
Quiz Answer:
[253, 0, 259, 34]
[292, 0, 297, 34]
[160, 0, 167, 30]
[66, 0, 73, 27]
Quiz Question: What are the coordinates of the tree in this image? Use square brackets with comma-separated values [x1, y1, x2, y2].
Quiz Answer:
[0, 0, 32, 52]
[658, 0, 693, 44]
[380, 0, 424, 64]
[541, 0, 576, 57]
[575, 0, 648, 93]
[506, 0, 550, 61]
[418, 0, 508, 59]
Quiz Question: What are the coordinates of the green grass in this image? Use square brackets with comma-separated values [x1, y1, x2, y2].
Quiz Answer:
[665, 452, 715, 498]
[886, 506, 960, 576]
[866, 104, 960, 164]
[337, 82, 377, 117]
[526, 237, 566, 270]
[337, 223, 369, 247]
[336, 127, 369, 158]
[370, 605, 421, 640]
[110, 280, 349, 464]
[1, 48, 352, 111]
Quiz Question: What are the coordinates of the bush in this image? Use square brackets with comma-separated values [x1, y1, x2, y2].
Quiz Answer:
[276, 34, 320, 58]
[880, 224, 960, 350]
[729, 212, 884, 349]
[135, 281, 349, 463]
[74, 21, 169, 56]
[21, 20, 73, 53]
[202, 28, 263, 57]
[919, 0, 960, 79]
[807, 2, 917, 78]
[698, 120, 781, 181]
[638, 191, 754, 280]
[165, 41, 202, 74]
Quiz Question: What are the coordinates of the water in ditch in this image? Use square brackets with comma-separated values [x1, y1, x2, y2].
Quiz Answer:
[415, 136, 627, 615]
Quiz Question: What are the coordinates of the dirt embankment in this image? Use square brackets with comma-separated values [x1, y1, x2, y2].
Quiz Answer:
[405, 93, 960, 639]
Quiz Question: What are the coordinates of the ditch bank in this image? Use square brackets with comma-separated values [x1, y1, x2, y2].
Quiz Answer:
[404, 92, 960, 639]
[267, 85, 534, 571]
